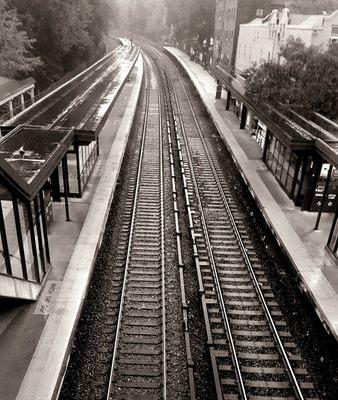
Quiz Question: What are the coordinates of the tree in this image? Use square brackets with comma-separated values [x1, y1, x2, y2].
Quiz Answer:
[245, 38, 338, 119]
[87, 0, 117, 45]
[0, 0, 41, 79]
[165, 0, 215, 48]
[8, 0, 116, 89]
[144, 0, 168, 40]
[115, 0, 167, 41]
[289, 0, 338, 14]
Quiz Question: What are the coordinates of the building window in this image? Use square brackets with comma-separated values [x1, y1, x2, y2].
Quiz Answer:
[331, 26, 338, 36]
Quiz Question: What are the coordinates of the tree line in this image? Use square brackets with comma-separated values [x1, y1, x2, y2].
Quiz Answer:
[0, 0, 116, 90]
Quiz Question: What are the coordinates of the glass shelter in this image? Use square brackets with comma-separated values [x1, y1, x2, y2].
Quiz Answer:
[209, 64, 338, 258]
[0, 125, 73, 283]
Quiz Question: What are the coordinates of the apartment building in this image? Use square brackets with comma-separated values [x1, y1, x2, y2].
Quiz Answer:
[236, 8, 338, 72]
[213, 0, 285, 72]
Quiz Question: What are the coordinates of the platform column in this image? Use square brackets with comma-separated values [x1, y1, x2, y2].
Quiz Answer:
[314, 164, 333, 230]
[20, 93, 25, 111]
[8, 99, 14, 119]
[225, 89, 231, 110]
[216, 80, 222, 99]
[62, 157, 71, 222]
[240, 104, 248, 129]
[51, 168, 61, 202]
[262, 129, 271, 163]
[26, 201, 40, 283]
[0, 201, 12, 275]
[30, 87, 35, 103]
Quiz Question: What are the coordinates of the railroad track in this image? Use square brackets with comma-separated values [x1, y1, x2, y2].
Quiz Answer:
[60, 48, 196, 400]
[147, 46, 318, 400]
[105, 55, 167, 400]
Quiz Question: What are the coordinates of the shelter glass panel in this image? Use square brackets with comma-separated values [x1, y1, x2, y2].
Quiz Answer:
[66, 152, 78, 195]
[265, 136, 300, 199]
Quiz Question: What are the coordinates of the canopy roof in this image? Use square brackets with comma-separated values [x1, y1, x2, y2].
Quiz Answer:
[0, 77, 35, 104]
[0, 125, 73, 200]
[211, 65, 338, 167]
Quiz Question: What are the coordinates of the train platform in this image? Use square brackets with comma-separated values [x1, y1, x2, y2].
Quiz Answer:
[164, 46, 338, 342]
[0, 54, 143, 400]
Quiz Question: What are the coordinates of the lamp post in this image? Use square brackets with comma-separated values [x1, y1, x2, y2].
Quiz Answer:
[202, 39, 207, 66]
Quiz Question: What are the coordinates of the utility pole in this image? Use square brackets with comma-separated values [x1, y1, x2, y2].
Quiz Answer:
[128, 0, 136, 38]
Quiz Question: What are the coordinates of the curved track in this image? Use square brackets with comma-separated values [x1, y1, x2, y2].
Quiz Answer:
[105, 54, 167, 400]
[60, 43, 320, 400]
[145, 44, 318, 400]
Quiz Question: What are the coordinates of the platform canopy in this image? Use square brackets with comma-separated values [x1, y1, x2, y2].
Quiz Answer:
[0, 125, 74, 200]
[211, 65, 338, 163]
[0, 77, 35, 106]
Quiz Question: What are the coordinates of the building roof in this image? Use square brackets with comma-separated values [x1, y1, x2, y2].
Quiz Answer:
[241, 10, 325, 29]
[289, 14, 323, 29]
[245, 18, 266, 26]
[0, 77, 35, 104]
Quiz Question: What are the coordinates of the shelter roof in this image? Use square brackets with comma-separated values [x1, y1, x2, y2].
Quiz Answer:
[0, 125, 73, 200]
[0, 77, 35, 104]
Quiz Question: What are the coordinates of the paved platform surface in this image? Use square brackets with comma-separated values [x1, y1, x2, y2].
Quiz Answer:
[164, 46, 338, 342]
[0, 54, 143, 400]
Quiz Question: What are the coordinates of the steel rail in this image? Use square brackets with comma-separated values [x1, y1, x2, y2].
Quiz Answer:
[77, 46, 140, 130]
[3, 45, 128, 126]
[105, 64, 151, 400]
[152, 51, 168, 400]
[177, 72, 305, 400]
[46, 46, 133, 129]
[11, 46, 130, 128]
[166, 72, 247, 400]
[17, 46, 130, 128]
[144, 45, 239, 399]
[144, 44, 197, 399]
[106, 55, 167, 399]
